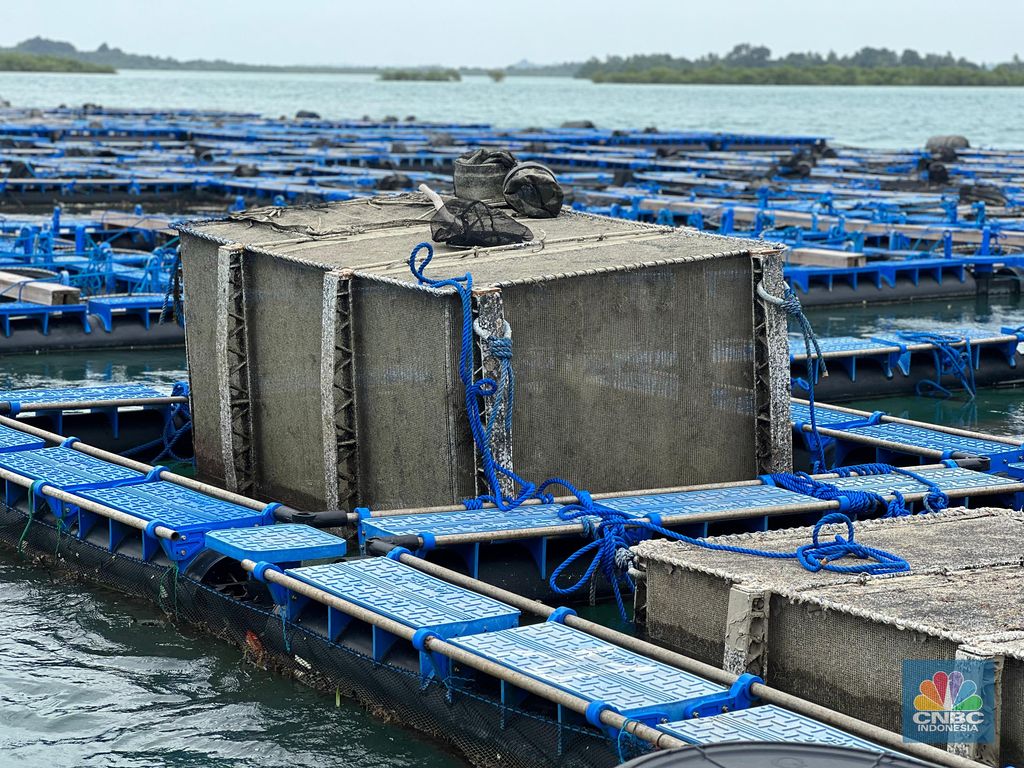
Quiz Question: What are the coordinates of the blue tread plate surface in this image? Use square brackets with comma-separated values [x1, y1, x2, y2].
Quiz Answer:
[0, 383, 164, 405]
[0, 446, 145, 490]
[843, 422, 1022, 457]
[829, 466, 1018, 495]
[658, 705, 884, 752]
[205, 523, 346, 562]
[792, 336, 901, 357]
[361, 485, 811, 540]
[789, 402, 864, 427]
[0, 423, 46, 453]
[450, 622, 724, 722]
[287, 557, 518, 637]
[79, 481, 274, 534]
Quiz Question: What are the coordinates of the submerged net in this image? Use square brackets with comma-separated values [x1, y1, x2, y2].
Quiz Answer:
[0, 503, 644, 768]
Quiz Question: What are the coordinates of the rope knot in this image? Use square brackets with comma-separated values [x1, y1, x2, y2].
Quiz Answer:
[488, 335, 512, 359]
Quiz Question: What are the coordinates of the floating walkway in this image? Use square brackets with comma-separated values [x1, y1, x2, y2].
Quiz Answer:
[790, 399, 1024, 472]
[0, 411, 986, 768]
[790, 326, 1024, 400]
[3, 107, 1024, 307]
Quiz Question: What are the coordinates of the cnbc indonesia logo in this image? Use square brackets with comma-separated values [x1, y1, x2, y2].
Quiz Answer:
[911, 670, 985, 736]
[903, 660, 993, 743]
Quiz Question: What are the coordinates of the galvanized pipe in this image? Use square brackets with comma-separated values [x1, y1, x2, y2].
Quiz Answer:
[0, 414, 270, 512]
[362, 461, 957, 520]
[790, 333, 1020, 362]
[0, 465, 179, 541]
[390, 553, 985, 768]
[1, 396, 188, 412]
[239, 559, 685, 752]
[792, 398, 1024, 446]
[413, 481, 1020, 548]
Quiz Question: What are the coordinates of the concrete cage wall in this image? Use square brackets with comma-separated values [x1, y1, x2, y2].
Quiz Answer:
[633, 508, 1024, 767]
[178, 199, 791, 512]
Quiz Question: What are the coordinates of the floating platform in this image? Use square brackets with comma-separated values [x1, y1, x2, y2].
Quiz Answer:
[790, 326, 1024, 400]
[632, 508, 1024, 767]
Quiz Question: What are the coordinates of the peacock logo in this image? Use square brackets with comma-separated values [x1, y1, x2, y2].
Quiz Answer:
[903, 660, 993, 744]
[914, 671, 984, 713]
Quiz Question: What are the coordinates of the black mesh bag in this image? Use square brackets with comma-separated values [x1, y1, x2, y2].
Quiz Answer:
[430, 198, 534, 247]
[503, 162, 564, 218]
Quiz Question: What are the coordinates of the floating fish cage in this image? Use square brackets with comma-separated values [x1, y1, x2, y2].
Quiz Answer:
[178, 195, 792, 510]
[632, 508, 1024, 767]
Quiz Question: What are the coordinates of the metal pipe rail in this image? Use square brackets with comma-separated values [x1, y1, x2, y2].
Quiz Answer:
[793, 398, 1024, 447]
[368, 476, 1021, 549]
[789, 333, 1021, 362]
[381, 550, 986, 768]
[0, 414, 271, 513]
[359, 459, 979, 520]
[238, 558, 686, 753]
[0, 465, 180, 542]
[0, 395, 189, 413]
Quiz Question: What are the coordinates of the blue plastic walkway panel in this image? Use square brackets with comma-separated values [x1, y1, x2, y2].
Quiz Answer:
[0, 383, 169, 436]
[204, 523, 346, 565]
[282, 557, 520, 680]
[0, 302, 91, 337]
[657, 705, 885, 753]
[0, 445, 147, 510]
[791, 400, 1024, 471]
[87, 294, 166, 332]
[449, 621, 757, 729]
[828, 465, 1019, 498]
[0, 423, 46, 453]
[76, 482, 280, 563]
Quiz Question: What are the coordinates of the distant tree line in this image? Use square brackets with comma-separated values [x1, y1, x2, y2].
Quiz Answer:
[0, 51, 113, 73]
[379, 68, 461, 82]
[577, 45, 1024, 85]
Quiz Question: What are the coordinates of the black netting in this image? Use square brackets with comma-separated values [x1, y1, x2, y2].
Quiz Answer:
[0, 503, 645, 768]
[458, 149, 517, 173]
[503, 163, 564, 219]
[430, 199, 534, 248]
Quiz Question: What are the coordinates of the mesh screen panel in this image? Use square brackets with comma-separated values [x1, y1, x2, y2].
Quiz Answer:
[0, 504, 637, 768]
[503, 258, 756, 493]
[642, 562, 731, 667]
[352, 278, 475, 509]
[245, 255, 330, 508]
[1003, 656, 1023, 767]
[180, 235, 227, 485]
[767, 597, 957, 738]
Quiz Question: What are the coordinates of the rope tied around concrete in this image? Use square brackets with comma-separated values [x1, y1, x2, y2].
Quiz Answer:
[757, 280, 829, 471]
[546, 466, 923, 623]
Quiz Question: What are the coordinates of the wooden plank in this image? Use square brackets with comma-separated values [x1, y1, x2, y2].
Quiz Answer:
[786, 247, 867, 268]
[0, 270, 80, 306]
[92, 212, 177, 237]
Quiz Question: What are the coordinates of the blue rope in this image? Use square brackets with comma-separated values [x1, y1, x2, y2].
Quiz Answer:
[159, 248, 184, 327]
[760, 283, 828, 471]
[409, 243, 538, 511]
[548, 463, 935, 622]
[122, 382, 193, 465]
[896, 331, 976, 399]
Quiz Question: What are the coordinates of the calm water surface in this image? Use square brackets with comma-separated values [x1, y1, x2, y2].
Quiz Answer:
[1, 70, 1022, 766]
[0, 70, 1021, 148]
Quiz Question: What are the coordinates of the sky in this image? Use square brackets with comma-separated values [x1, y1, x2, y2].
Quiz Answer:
[3, 0, 1022, 68]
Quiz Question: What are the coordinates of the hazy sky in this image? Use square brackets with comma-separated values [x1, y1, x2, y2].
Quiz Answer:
[4, 0, 1022, 67]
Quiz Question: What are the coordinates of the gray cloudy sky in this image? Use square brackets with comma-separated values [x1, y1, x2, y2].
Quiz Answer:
[4, 0, 1021, 67]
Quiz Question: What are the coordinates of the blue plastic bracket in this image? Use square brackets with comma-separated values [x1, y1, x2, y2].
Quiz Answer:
[680, 673, 762, 719]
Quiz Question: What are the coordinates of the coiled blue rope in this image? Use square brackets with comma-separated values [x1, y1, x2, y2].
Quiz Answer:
[546, 471, 916, 622]
[896, 331, 976, 399]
